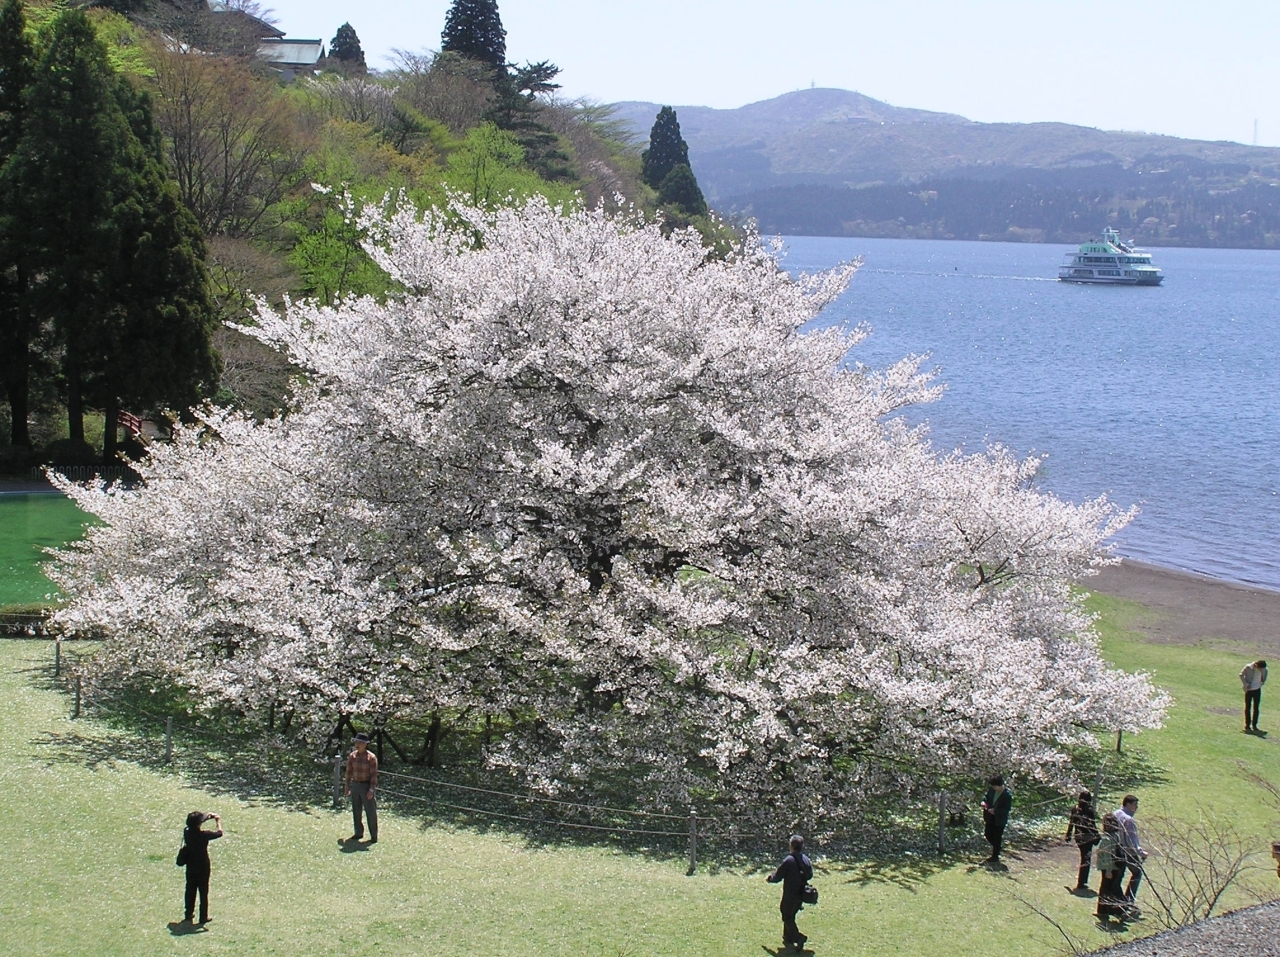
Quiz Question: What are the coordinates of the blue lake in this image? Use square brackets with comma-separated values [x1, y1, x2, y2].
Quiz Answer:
[782, 236, 1280, 591]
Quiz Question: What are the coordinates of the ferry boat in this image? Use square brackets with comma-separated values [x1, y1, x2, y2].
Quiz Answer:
[1058, 228, 1163, 285]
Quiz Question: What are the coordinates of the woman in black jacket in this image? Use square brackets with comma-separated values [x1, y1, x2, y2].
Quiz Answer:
[1064, 790, 1100, 893]
[181, 810, 223, 925]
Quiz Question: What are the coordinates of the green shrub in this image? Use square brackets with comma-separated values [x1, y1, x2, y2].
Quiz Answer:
[42, 438, 97, 466]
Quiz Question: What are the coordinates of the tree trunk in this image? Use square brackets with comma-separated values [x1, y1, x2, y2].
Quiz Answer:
[1, 265, 33, 448]
[1, 353, 29, 447]
[102, 396, 118, 464]
[65, 348, 84, 445]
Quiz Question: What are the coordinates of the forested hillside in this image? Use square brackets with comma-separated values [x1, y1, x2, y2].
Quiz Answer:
[1, 0, 712, 466]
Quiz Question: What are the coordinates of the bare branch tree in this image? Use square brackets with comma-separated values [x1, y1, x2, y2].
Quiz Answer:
[147, 42, 304, 238]
[1139, 812, 1261, 930]
[302, 75, 399, 128]
[389, 50, 495, 137]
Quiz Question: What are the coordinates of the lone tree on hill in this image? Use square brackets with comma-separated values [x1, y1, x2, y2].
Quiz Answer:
[328, 22, 366, 74]
[441, 0, 506, 69]
[641, 106, 692, 191]
[51, 196, 1168, 833]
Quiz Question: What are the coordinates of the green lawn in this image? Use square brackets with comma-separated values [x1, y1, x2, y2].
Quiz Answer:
[0, 492, 90, 607]
[0, 594, 1277, 956]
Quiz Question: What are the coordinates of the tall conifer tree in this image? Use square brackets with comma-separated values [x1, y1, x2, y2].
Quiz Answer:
[0, 0, 34, 447]
[328, 22, 366, 74]
[440, 0, 506, 69]
[8, 9, 217, 457]
[641, 106, 692, 191]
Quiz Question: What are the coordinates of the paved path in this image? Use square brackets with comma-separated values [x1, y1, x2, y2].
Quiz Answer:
[1089, 900, 1280, 956]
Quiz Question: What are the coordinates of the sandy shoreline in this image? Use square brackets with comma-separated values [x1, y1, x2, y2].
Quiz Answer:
[1086, 559, 1280, 656]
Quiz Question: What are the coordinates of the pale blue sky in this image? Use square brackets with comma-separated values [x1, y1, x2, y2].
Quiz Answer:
[261, 1, 1280, 146]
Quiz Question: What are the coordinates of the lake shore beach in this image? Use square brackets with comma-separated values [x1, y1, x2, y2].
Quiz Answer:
[1086, 559, 1280, 656]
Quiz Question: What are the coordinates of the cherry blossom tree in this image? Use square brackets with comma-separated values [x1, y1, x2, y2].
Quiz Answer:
[47, 196, 1168, 830]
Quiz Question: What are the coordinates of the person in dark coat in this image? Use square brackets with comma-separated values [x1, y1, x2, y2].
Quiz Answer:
[981, 774, 1013, 864]
[1064, 790, 1100, 893]
[1094, 812, 1128, 924]
[766, 834, 814, 950]
[181, 810, 223, 925]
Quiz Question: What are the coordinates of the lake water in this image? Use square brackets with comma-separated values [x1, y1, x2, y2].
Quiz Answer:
[782, 236, 1280, 592]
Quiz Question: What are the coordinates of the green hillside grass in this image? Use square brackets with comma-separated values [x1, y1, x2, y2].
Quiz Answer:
[0, 593, 1276, 956]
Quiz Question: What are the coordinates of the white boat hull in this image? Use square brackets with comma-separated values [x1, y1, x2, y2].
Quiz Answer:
[1058, 271, 1164, 285]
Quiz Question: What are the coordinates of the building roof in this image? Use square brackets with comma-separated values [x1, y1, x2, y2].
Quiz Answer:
[206, 2, 285, 40]
[258, 38, 324, 68]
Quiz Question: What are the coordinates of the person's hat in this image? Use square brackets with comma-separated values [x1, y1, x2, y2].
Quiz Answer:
[354, 732, 370, 743]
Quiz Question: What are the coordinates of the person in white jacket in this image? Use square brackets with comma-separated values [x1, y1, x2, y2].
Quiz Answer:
[1241, 659, 1268, 732]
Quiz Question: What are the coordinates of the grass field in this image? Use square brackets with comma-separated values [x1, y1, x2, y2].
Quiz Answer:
[0, 594, 1277, 957]
[0, 492, 89, 607]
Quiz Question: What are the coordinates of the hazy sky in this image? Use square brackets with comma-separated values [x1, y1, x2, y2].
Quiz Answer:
[261, 1, 1280, 146]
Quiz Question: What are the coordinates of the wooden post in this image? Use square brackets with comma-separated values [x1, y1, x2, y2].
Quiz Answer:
[165, 716, 174, 763]
[332, 753, 344, 808]
[1116, 730, 1123, 754]
[687, 808, 698, 875]
[54, 639, 61, 678]
[938, 792, 948, 854]
[73, 675, 81, 719]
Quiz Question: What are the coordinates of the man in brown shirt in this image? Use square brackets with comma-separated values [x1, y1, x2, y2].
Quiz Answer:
[344, 732, 379, 844]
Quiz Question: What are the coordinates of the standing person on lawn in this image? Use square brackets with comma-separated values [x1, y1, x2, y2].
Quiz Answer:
[1065, 790, 1100, 894]
[766, 834, 813, 951]
[1094, 812, 1127, 925]
[981, 774, 1013, 865]
[345, 732, 378, 844]
[1241, 658, 1268, 732]
[181, 810, 222, 925]
[1114, 794, 1147, 914]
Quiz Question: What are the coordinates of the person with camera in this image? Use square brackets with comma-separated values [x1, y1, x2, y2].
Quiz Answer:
[766, 834, 814, 951]
[981, 774, 1013, 865]
[180, 810, 223, 925]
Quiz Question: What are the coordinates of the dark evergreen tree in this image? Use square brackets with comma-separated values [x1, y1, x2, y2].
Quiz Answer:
[0, 0, 34, 447]
[93, 80, 218, 464]
[641, 106, 691, 191]
[486, 60, 571, 182]
[440, 0, 506, 69]
[657, 163, 707, 217]
[8, 9, 217, 458]
[328, 22, 366, 74]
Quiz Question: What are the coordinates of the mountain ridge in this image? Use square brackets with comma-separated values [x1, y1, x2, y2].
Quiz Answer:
[611, 89, 1280, 246]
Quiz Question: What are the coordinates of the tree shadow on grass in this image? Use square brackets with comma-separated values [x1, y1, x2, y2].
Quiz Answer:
[34, 717, 332, 815]
[20, 649, 1179, 883]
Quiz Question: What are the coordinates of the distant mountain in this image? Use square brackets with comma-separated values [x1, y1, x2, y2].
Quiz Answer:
[614, 89, 1280, 247]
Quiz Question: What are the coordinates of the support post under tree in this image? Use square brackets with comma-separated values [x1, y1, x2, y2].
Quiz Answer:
[165, 716, 173, 763]
[938, 792, 947, 854]
[332, 753, 344, 808]
[687, 808, 698, 875]
[54, 639, 61, 677]
[1116, 730, 1123, 754]
[73, 675, 81, 719]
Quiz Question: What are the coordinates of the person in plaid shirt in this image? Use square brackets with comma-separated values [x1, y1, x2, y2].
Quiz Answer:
[344, 732, 379, 844]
